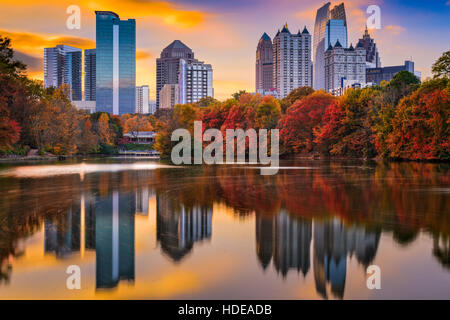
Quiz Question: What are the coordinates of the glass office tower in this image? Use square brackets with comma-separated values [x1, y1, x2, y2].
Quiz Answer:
[96, 11, 135, 115]
[313, 2, 347, 90]
[325, 19, 347, 49]
[44, 45, 82, 100]
[84, 49, 96, 101]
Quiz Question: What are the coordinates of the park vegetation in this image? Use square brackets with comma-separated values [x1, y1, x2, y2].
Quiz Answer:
[1, 35, 449, 161]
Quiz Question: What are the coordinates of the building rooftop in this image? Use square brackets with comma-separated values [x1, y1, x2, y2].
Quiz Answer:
[95, 11, 119, 18]
[261, 32, 271, 41]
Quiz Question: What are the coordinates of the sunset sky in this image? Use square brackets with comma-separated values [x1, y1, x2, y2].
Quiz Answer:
[1, 0, 449, 100]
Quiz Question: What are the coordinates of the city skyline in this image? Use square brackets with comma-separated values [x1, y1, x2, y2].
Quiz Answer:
[1, 0, 449, 100]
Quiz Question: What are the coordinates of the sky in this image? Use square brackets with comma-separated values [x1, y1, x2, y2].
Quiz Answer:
[0, 0, 449, 101]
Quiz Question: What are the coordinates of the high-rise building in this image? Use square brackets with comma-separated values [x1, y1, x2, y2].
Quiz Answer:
[313, 2, 347, 90]
[324, 41, 366, 94]
[44, 45, 82, 100]
[149, 100, 157, 114]
[84, 49, 96, 101]
[366, 60, 418, 84]
[179, 59, 213, 104]
[272, 24, 312, 98]
[325, 19, 347, 50]
[135, 85, 149, 114]
[156, 40, 196, 109]
[255, 33, 273, 92]
[95, 11, 136, 115]
[357, 26, 381, 68]
[159, 84, 180, 109]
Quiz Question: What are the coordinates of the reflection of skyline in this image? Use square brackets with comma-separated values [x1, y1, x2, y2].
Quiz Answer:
[313, 219, 380, 299]
[157, 193, 212, 262]
[1, 162, 448, 298]
[256, 212, 312, 277]
[43, 189, 149, 289]
[256, 213, 380, 299]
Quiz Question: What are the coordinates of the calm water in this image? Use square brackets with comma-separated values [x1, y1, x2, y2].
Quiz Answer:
[0, 159, 448, 299]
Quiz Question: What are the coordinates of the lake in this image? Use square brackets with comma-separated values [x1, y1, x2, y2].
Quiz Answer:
[0, 158, 448, 299]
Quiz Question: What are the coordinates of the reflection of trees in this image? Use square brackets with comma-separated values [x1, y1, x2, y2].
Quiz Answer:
[0, 160, 448, 285]
[433, 234, 450, 270]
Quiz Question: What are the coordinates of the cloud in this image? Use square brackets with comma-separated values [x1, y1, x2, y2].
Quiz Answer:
[384, 25, 406, 35]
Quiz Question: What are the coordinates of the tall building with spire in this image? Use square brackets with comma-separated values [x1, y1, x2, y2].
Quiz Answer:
[272, 24, 312, 98]
[313, 2, 347, 90]
[255, 33, 273, 92]
[357, 26, 381, 68]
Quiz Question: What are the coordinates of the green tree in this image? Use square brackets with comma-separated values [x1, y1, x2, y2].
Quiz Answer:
[432, 51, 450, 79]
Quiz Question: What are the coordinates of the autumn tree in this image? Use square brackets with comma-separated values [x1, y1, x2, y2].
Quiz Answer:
[123, 114, 153, 139]
[254, 95, 281, 129]
[278, 91, 336, 154]
[283, 86, 314, 110]
[385, 78, 450, 160]
[314, 88, 377, 158]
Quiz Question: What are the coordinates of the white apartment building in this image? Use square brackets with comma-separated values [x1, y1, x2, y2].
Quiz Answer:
[272, 24, 312, 99]
[135, 85, 149, 114]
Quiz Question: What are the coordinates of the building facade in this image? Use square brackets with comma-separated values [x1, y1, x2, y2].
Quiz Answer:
[95, 11, 136, 115]
[313, 2, 347, 90]
[72, 100, 96, 113]
[159, 84, 180, 109]
[44, 45, 82, 100]
[366, 61, 418, 84]
[84, 49, 96, 101]
[272, 24, 312, 99]
[135, 85, 149, 114]
[357, 26, 381, 68]
[324, 41, 366, 93]
[255, 33, 273, 92]
[156, 40, 196, 109]
[179, 59, 213, 105]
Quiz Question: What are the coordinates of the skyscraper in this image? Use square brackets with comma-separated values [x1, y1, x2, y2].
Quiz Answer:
[84, 49, 96, 101]
[324, 41, 366, 94]
[156, 40, 196, 109]
[255, 33, 273, 92]
[313, 2, 347, 90]
[159, 84, 180, 109]
[325, 19, 347, 49]
[44, 45, 82, 100]
[178, 59, 213, 105]
[95, 11, 136, 115]
[135, 85, 149, 114]
[272, 24, 312, 98]
[357, 26, 381, 68]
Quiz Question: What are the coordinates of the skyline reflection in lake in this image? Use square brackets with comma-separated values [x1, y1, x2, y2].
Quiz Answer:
[0, 159, 448, 299]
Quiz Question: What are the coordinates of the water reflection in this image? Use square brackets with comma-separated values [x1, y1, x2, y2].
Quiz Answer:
[0, 160, 448, 298]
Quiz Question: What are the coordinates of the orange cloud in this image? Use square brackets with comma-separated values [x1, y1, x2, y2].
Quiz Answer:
[0, 0, 207, 29]
[384, 25, 406, 35]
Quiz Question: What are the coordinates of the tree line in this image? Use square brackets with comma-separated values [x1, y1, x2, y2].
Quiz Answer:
[1, 35, 449, 160]
[156, 55, 449, 161]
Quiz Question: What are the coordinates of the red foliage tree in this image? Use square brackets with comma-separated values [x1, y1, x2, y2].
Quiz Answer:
[278, 91, 336, 154]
